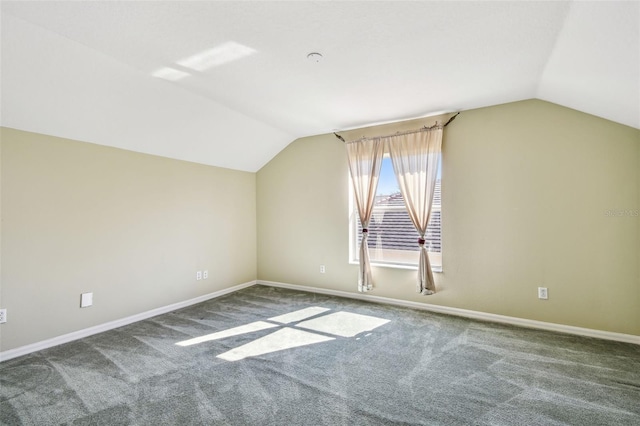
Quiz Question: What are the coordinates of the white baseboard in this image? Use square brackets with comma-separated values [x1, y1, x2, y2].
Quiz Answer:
[257, 280, 640, 345]
[0, 280, 257, 362]
[3, 278, 636, 362]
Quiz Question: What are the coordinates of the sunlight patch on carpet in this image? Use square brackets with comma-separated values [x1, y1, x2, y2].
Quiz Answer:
[297, 312, 390, 337]
[175, 306, 391, 361]
[175, 321, 278, 347]
[216, 328, 335, 361]
[268, 307, 331, 324]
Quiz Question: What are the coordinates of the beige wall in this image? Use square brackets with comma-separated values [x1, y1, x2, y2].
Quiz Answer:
[1, 99, 638, 353]
[257, 99, 640, 336]
[0, 127, 256, 351]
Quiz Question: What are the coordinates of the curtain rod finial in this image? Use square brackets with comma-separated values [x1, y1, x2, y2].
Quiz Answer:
[444, 112, 460, 127]
[334, 132, 345, 143]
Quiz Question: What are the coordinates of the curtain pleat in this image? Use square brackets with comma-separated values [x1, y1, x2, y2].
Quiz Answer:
[346, 138, 384, 292]
[388, 128, 442, 295]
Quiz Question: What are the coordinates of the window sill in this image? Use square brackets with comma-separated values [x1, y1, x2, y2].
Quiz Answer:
[349, 260, 442, 273]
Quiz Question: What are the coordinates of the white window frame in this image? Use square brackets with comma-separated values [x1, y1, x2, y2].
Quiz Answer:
[348, 156, 442, 272]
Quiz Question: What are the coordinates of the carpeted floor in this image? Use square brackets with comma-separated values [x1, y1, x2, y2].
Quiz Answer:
[1, 285, 639, 425]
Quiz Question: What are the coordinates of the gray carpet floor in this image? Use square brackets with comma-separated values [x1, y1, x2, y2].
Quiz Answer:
[1, 285, 639, 425]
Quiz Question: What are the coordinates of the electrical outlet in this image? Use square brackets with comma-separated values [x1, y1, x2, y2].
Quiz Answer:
[196, 271, 202, 280]
[80, 292, 93, 308]
[538, 287, 548, 300]
[203, 270, 208, 279]
[0, 309, 6, 324]
[320, 265, 326, 274]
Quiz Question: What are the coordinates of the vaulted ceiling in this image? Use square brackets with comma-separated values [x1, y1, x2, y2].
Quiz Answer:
[1, 1, 638, 172]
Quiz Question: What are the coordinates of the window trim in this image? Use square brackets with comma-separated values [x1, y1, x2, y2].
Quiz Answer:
[347, 155, 443, 272]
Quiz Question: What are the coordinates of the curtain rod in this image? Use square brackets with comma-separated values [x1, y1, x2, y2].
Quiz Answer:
[333, 112, 459, 143]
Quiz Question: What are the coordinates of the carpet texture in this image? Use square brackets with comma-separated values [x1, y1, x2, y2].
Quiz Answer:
[1, 285, 639, 425]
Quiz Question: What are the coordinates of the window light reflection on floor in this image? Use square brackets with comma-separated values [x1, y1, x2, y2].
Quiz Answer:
[268, 306, 330, 324]
[217, 328, 335, 362]
[176, 321, 278, 347]
[296, 312, 390, 338]
[175, 307, 391, 361]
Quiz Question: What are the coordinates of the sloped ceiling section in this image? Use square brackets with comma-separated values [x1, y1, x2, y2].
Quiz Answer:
[0, 13, 293, 172]
[537, 2, 639, 129]
[1, 2, 638, 172]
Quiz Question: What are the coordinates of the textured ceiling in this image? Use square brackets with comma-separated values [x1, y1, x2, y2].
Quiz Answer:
[1, 1, 638, 172]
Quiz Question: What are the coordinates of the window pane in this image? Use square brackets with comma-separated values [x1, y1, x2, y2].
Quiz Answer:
[351, 156, 442, 268]
[356, 193, 441, 253]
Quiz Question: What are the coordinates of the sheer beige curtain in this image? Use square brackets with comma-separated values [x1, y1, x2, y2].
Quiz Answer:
[388, 127, 442, 295]
[346, 138, 384, 292]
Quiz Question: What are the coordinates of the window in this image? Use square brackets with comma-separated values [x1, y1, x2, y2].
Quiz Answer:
[349, 155, 442, 270]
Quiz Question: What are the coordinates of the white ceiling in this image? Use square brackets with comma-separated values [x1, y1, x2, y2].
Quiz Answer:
[1, 1, 638, 172]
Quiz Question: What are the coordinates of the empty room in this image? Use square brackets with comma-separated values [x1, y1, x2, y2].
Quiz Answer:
[1, 1, 639, 425]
